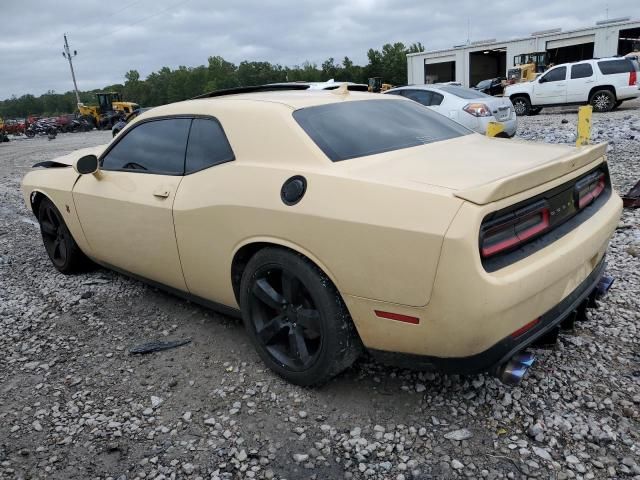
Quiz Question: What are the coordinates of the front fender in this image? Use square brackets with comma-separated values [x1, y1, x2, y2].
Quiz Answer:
[21, 168, 93, 258]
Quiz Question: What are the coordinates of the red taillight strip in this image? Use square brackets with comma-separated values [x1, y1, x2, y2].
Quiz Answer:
[510, 317, 540, 338]
[481, 208, 550, 258]
[481, 231, 520, 257]
[516, 209, 550, 241]
[578, 176, 606, 209]
[374, 310, 420, 324]
[630, 70, 637, 86]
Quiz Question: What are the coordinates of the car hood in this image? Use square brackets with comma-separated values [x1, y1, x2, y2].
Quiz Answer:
[44, 144, 109, 167]
[336, 134, 607, 205]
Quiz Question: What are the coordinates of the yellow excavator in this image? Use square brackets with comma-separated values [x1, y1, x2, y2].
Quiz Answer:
[78, 92, 139, 129]
[506, 52, 549, 84]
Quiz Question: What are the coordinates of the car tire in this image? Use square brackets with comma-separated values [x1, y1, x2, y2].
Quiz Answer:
[239, 247, 362, 386]
[512, 96, 531, 116]
[590, 89, 616, 112]
[38, 197, 93, 274]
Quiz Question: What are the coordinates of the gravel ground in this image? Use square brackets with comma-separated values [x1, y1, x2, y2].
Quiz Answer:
[1, 101, 639, 480]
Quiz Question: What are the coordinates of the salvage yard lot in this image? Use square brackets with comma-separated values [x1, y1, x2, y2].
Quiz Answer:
[1, 102, 639, 479]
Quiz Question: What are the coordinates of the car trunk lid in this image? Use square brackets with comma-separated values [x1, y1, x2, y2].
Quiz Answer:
[338, 134, 607, 205]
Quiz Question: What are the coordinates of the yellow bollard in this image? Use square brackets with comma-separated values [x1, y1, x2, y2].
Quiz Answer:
[486, 121, 505, 138]
[576, 105, 593, 147]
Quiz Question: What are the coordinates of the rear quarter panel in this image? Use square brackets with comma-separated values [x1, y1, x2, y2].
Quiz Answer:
[173, 163, 463, 309]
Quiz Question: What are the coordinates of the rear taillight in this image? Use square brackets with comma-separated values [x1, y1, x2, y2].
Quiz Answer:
[481, 200, 550, 258]
[630, 70, 637, 86]
[463, 103, 493, 117]
[575, 171, 606, 209]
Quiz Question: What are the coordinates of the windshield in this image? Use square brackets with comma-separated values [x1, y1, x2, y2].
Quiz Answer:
[436, 85, 490, 99]
[293, 99, 471, 162]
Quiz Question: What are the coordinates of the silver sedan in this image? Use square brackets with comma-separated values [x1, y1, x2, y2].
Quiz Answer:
[385, 84, 517, 137]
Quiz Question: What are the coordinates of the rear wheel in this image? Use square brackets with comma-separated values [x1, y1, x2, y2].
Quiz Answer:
[240, 248, 361, 386]
[512, 96, 531, 116]
[590, 90, 615, 112]
[38, 198, 93, 273]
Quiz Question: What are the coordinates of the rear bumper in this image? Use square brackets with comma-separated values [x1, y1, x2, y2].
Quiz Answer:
[369, 257, 606, 374]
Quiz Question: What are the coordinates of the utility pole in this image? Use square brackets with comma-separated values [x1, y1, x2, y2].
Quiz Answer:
[62, 34, 81, 105]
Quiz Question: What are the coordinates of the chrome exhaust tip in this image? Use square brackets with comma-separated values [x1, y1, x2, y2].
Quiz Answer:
[596, 275, 614, 298]
[497, 352, 535, 386]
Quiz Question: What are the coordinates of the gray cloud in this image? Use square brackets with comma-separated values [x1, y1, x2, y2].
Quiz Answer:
[0, 0, 632, 99]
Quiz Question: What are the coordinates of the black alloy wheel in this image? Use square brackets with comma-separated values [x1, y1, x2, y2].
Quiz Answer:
[38, 198, 92, 273]
[240, 248, 361, 386]
[249, 266, 322, 370]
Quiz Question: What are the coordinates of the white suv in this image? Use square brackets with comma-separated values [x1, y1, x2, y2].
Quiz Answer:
[505, 57, 640, 115]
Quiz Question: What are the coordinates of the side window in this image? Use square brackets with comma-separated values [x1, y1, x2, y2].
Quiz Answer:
[597, 59, 634, 75]
[401, 89, 432, 106]
[185, 118, 235, 174]
[571, 64, 593, 79]
[430, 92, 444, 106]
[101, 118, 191, 175]
[540, 67, 567, 83]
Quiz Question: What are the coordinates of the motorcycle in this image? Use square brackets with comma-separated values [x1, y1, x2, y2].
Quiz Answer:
[25, 118, 58, 139]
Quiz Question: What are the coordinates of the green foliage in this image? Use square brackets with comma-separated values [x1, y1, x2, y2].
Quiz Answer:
[0, 42, 423, 118]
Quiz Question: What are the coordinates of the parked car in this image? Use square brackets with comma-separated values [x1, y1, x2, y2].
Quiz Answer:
[112, 107, 152, 137]
[505, 57, 640, 115]
[474, 77, 505, 96]
[22, 87, 621, 386]
[385, 84, 517, 137]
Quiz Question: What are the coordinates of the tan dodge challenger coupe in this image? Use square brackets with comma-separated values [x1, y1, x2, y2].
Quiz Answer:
[22, 85, 622, 386]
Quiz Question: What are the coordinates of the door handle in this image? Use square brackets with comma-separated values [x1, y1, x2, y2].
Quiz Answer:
[153, 188, 171, 199]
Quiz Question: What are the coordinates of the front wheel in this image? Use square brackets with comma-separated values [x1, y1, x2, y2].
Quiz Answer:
[240, 248, 361, 386]
[38, 198, 93, 273]
[590, 90, 615, 112]
[512, 96, 531, 116]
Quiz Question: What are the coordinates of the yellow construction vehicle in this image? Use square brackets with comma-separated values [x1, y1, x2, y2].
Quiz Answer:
[506, 52, 548, 84]
[368, 77, 394, 93]
[78, 92, 139, 129]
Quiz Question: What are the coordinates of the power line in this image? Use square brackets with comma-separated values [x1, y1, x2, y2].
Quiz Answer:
[108, 0, 195, 37]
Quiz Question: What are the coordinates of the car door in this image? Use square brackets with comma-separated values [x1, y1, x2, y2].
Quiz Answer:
[532, 66, 567, 105]
[73, 117, 191, 291]
[566, 63, 595, 103]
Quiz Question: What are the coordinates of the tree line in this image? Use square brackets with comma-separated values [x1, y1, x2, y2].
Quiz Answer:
[0, 42, 424, 118]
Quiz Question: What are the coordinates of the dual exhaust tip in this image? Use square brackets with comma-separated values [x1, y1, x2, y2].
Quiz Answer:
[497, 352, 536, 386]
[495, 273, 614, 386]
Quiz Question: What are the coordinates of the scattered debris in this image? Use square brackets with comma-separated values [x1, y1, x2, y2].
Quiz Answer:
[622, 179, 640, 208]
[129, 339, 191, 355]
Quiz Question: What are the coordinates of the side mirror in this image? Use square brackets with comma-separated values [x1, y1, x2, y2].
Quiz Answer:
[74, 154, 99, 175]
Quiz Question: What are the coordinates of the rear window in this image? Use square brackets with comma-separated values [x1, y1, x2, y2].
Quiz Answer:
[436, 85, 490, 99]
[597, 59, 635, 75]
[293, 99, 471, 162]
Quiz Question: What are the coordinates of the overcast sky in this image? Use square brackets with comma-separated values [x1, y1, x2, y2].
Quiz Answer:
[0, 0, 633, 100]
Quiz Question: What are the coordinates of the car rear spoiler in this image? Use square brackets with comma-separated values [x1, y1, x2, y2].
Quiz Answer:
[454, 143, 608, 205]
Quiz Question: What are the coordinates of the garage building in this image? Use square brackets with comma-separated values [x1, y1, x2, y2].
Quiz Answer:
[407, 18, 640, 87]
